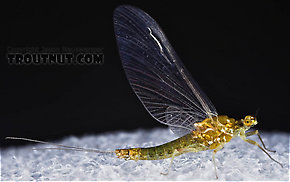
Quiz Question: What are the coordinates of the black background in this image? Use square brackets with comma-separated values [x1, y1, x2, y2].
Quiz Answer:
[1, 0, 290, 148]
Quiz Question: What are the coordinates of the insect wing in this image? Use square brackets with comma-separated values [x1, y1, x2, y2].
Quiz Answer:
[114, 5, 217, 134]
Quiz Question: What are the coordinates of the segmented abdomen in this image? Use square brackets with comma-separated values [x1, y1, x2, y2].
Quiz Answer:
[115, 133, 207, 160]
[115, 146, 173, 160]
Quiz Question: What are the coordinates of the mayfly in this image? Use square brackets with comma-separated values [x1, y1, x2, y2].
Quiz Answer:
[7, 5, 283, 179]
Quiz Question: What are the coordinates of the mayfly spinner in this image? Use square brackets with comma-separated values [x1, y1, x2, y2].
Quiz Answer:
[7, 5, 283, 179]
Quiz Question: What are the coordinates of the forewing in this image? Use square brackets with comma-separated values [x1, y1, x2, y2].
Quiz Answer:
[114, 5, 218, 134]
[166, 106, 205, 136]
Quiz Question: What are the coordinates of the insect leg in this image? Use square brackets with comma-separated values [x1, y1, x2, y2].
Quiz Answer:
[161, 152, 177, 175]
[245, 130, 276, 153]
[241, 137, 283, 168]
[212, 145, 223, 179]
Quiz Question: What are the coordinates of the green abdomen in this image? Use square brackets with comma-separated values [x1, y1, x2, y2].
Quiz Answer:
[115, 133, 207, 160]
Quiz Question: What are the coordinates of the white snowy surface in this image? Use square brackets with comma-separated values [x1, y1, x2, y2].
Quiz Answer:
[1, 128, 289, 181]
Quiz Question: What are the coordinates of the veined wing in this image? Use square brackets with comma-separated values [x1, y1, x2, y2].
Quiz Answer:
[114, 5, 218, 135]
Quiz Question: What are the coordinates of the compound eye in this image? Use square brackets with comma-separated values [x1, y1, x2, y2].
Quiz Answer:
[244, 120, 250, 125]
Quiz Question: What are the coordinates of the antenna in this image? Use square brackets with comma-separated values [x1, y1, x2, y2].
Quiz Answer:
[5, 137, 115, 154]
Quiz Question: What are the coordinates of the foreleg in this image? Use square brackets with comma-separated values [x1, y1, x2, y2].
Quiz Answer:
[241, 137, 283, 168]
[245, 130, 275, 152]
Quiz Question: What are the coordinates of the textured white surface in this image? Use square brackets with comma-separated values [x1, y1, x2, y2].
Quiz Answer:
[1, 128, 289, 181]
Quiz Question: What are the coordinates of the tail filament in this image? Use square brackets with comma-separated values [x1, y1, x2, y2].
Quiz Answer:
[5, 137, 115, 154]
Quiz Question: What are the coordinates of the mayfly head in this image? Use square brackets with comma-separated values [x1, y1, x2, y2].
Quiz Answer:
[242, 115, 257, 128]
